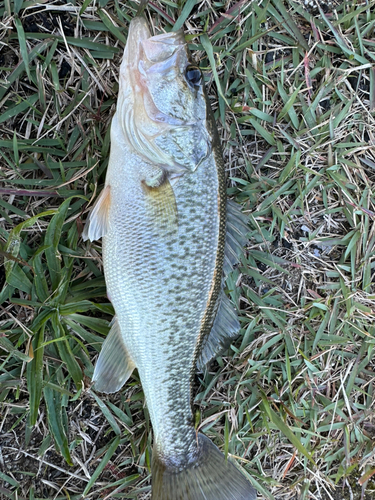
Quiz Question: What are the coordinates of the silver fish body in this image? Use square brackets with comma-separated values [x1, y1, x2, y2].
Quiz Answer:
[83, 14, 256, 500]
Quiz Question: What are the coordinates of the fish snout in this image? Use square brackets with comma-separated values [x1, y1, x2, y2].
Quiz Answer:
[120, 17, 151, 73]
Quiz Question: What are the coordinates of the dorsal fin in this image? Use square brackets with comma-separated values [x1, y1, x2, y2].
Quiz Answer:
[197, 291, 240, 371]
[197, 201, 248, 370]
[82, 185, 111, 242]
[223, 200, 248, 275]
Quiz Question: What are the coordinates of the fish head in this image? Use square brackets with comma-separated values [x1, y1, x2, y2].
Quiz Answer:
[117, 17, 211, 171]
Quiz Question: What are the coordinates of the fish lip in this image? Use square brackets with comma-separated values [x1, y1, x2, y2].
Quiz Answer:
[125, 16, 186, 69]
[121, 16, 151, 72]
[121, 18, 185, 76]
[128, 16, 151, 45]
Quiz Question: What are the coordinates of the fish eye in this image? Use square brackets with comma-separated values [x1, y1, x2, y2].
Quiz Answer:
[185, 65, 202, 87]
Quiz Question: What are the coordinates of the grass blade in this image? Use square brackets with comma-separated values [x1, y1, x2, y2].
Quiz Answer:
[173, 0, 198, 31]
[44, 199, 71, 291]
[13, 18, 31, 81]
[44, 384, 73, 465]
[91, 391, 121, 435]
[82, 436, 121, 497]
[269, 408, 316, 466]
[27, 325, 45, 426]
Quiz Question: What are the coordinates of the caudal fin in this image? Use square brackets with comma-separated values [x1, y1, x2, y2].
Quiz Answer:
[152, 434, 257, 500]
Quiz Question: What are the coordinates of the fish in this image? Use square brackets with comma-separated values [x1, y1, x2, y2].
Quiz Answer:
[83, 6, 256, 500]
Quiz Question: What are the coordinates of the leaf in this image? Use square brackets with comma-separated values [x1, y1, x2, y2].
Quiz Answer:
[0, 40, 53, 101]
[358, 467, 375, 486]
[80, 0, 93, 15]
[82, 436, 121, 497]
[0, 471, 19, 488]
[0, 94, 39, 125]
[91, 391, 121, 435]
[271, 0, 308, 50]
[200, 34, 228, 107]
[269, 407, 316, 466]
[14, 0, 23, 15]
[5, 265, 32, 294]
[173, 0, 198, 31]
[50, 313, 83, 391]
[32, 249, 49, 302]
[4, 209, 56, 277]
[97, 9, 127, 43]
[67, 314, 110, 335]
[317, 4, 369, 64]
[277, 82, 302, 128]
[59, 300, 97, 315]
[62, 317, 103, 352]
[44, 384, 72, 465]
[14, 18, 31, 81]
[107, 401, 133, 427]
[45, 198, 71, 291]
[0, 336, 32, 362]
[27, 325, 45, 426]
[249, 118, 275, 146]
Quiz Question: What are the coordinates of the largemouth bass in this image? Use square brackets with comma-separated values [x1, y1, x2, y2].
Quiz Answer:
[83, 9, 256, 500]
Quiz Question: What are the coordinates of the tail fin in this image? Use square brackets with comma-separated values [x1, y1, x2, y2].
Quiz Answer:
[152, 434, 257, 500]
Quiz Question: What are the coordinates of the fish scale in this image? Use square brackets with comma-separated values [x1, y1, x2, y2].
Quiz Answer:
[83, 11, 257, 500]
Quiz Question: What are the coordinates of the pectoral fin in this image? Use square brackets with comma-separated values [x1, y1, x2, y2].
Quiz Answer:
[143, 172, 178, 236]
[92, 316, 135, 393]
[82, 185, 111, 242]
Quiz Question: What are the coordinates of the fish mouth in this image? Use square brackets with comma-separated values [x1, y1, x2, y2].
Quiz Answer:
[122, 16, 186, 78]
[119, 16, 191, 132]
[124, 17, 151, 69]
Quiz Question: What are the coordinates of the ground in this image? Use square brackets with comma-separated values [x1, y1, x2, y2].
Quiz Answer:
[1, 1, 375, 499]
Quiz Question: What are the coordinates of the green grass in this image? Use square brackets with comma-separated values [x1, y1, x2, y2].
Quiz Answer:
[1, 0, 375, 499]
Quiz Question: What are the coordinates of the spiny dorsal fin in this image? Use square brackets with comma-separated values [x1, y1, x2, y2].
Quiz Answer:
[197, 291, 240, 371]
[82, 185, 111, 242]
[92, 316, 135, 393]
[197, 201, 248, 370]
[224, 199, 248, 276]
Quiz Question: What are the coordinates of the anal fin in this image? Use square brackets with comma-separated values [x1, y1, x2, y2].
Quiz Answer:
[92, 316, 135, 393]
[197, 291, 240, 371]
[82, 185, 111, 242]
